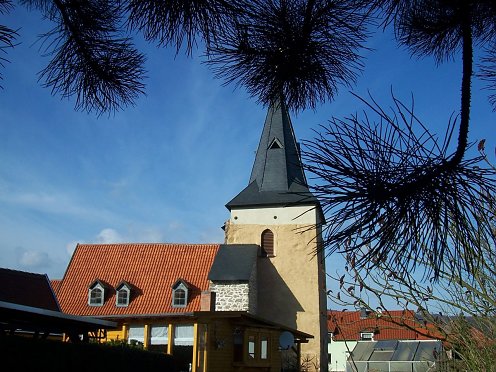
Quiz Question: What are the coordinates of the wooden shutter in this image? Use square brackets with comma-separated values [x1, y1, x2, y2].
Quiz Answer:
[261, 230, 274, 257]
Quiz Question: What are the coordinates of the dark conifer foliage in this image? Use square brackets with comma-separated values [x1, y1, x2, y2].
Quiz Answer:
[3, 0, 368, 113]
[206, 0, 369, 111]
[374, 0, 496, 109]
[479, 46, 496, 110]
[303, 94, 496, 278]
[0, 0, 17, 87]
[126, 0, 242, 54]
[22, 0, 146, 115]
[301, 0, 496, 278]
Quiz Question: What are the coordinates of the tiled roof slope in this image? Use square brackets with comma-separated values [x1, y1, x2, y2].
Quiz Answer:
[56, 244, 220, 316]
[51, 279, 62, 294]
[0, 268, 60, 311]
[328, 310, 437, 341]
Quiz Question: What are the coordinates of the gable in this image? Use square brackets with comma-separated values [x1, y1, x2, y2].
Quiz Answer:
[56, 243, 220, 316]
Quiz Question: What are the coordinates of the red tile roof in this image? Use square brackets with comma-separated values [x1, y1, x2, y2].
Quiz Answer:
[50, 279, 62, 294]
[328, 310, 437, 341]
[0, 268, 60, 311]
[56, 243, 220, 317]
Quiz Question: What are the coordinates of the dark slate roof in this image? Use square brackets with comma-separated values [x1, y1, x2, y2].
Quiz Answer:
[208, 244, 259, 281]
[0, 268, 60, 311]
[226, 180, 319, 209]
[226, 100, 319, 209]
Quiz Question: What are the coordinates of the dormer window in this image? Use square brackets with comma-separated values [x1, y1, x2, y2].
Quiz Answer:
[172, 279, 189, 308]
[115, 281, 131, 307]
[360, 332, 374, 341]
[88, 280, 105, 306]
[268, 138, 283, 149]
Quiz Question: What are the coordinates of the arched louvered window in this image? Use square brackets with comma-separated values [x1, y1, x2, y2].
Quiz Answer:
[261, 229, 275, 257]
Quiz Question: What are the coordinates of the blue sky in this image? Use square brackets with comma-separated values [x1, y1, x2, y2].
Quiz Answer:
[1, 4, 494, 301]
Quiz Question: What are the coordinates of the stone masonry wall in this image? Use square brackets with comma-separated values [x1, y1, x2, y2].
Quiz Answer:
[210, 281, 250, 312]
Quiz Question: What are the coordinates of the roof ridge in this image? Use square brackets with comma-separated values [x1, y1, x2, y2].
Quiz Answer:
[76, 243, 222, 247]
[0, 267, 47, 277]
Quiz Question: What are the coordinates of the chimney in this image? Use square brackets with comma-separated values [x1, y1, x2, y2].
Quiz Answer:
[200, 291, 216, 311]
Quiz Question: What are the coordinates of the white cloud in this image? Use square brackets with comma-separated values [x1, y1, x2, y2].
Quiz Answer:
[134, 227, 164, 242]
[96, 228, 124, 244]
[69, 226, 159, 251]
[18, 249, 51, 269]
[0, 189, 117, 223]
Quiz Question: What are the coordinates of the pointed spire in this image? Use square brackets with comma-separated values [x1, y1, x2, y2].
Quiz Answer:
[226, 99, 318, 210]
[249, 98, 307, 192]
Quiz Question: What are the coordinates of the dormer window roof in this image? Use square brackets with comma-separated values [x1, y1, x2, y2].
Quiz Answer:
[88, 280, 105, 306]
[171, 279, 189, 308]
[115, 281, 132, 307]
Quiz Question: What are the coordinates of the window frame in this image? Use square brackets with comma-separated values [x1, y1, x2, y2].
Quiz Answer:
[237, 330, 271, 365]
[88, 281, 105, 306]
[171, 280, 189, 308]
[115, 282, 131, 307]
[261, 229, 275, 257]
[360, 332, 374, 341]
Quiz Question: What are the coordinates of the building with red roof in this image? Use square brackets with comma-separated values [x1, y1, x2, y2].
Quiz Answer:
[56, 243, 220, 317]
[327, 309, 444, 371]
[52, 240, 314, 372]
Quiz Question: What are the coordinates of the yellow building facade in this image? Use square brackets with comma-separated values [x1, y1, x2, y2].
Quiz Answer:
[101, 312, 311, 372]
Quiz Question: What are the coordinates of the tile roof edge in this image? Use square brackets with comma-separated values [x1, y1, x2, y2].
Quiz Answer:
[45, 273, 61, 312]
[95, 312, 196, 319]
[57, 242, 81, 295]
[75, 243, 222, 247]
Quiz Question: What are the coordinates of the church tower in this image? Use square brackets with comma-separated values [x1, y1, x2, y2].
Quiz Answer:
[224, 100, 328, 370]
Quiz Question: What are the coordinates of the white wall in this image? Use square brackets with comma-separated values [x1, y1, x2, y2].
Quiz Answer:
[230, 205, 320, 225]
[328, 339, 357, 372]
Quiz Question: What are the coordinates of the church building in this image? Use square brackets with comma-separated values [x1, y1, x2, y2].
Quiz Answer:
[53, 100, 328, 371]
[224, 99, 328, 366]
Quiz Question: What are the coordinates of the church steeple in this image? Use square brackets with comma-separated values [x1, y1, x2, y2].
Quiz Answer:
[224, 100, 328, 370]
[226, 99, 318, 209]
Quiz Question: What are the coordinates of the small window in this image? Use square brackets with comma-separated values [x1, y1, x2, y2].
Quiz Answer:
[173, 288, 186, 306]
[261, 229, 274, 257]
[248, 335, 256, 359]
[260, 335, 269, 360]
[115, 282, 131, 307]
[89, 288, 103, 305]
[172, 280, 189, 308]
[88, 281, 105, 306]
[244, 330, 271, 365]
[269, 138, 283, 149]
[360, 332, 374, 341]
